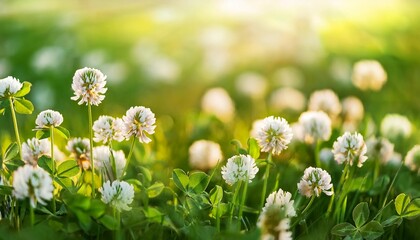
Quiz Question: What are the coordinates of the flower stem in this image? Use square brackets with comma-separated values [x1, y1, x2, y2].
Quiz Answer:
[115, 208, 122, 240]
[123, 137, 136, 177]
[238, 178, 249, 230]
[228, 181, 242, 227]
[259, 152, 272, 212]
[88, 103, 95, 198]
[382, 163, 403, 209]
[50, 126, 56, 213]
[29, 203, 35, 227]
[326, 187, 335, 218]
[314, 140, 321, 168]
[301, 195, 315, 215]
[9, 97, 22, 158]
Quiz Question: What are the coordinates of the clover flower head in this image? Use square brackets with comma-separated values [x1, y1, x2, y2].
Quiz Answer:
[22, 138, 51, 166]
[13, 165, 54, 208]
[298, 167, 333, 198]
[71, 67, 107, 106]
[0, 76, 23, 98]
[35, 109, 63, 129]
[221, 154, 258, 186]
[332, 132, 368, 167]
[270, 87, 306, 113]
[298, 111, 331, 144]
[123, 106, 156, 143]
[342, 96, 364, 123]
[404, 145, 420, 174]
[308, 89, 341, 120]
[255, 116, 293, 155]
[188, 140, 223, 171]
[66, 138, 91, 170]
[201, 87, 235, 123]
[235, 72, 268, 99]
[99, 180, 134, 212]
[94, 146, 126, 180]
[352, 60, 387, 91]
[319, 148, 334, 164]
[93, 115, 125, 144]
[380, 114, 412, 141]
[366, 137, 394, 164]
[262, 188, 296, 217]
[257, 205, 292, 240]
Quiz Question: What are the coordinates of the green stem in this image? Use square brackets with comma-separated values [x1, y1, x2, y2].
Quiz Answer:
[50, 126, 56, 213]
[115, 208, 122, 240]
[123, 137, 136, 177]
[326, 187, 335, 218]
[314, 140, 321, 168]
[9, 97, 22, 158]
[88, 103, 95, 198]
[228, 181, 242, 227]
[301, 195, 316, 215]
[30, 203, 35, 227]
[382, 163, 403, 209]
[259, 152, 272, 212]
[109, 144, 117, 180]
[216, 204, 220, 232]
[238, 178, 249, 230]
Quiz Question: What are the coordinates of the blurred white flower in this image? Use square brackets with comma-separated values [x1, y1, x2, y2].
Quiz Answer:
[341, 96, 364, 123]
[255, 116, 293, 155]
[262, 188, 296, 217]
[123, 106, 156, 143]
[297, 167, 333, 198]
[290, 122, 305, 143]
[352, 60, 387, 91]
[144, 55, 180, 84]
[235, 72, 267, 99]
[221, 154, 258, 185]
[0, 76, 22, 98]
[330, 58, 352, 84]
[257, 205, 292, 240]
[250, 118, 264, 139]
[31, 46, 64, 73]
[22, 138, 51, 166]
[94, 146, 126, 180]
[380, 114, 412, 141]
[404, 145, 420, 174]
[201, 88, 235, 123]
[366, 137, 394, 164]
[93, 116, 125, 144]
[308, 89, 341, 120]
[298, 111, 331, 144]
[13, 165, 54, 208]
[0, 59, 11, 76]
[188, 140, 223, 171]
[35, 109, 63, 129]
[273, 67, 304, 88]
[66, 138, 90, 170]
[332, 132, 368, 167]
[99, 180, 134, 212]
[389, 152, 402, 166]
[319, 148, 334, 164]
[269, 87, 306, 113]
[71, 67, 107, 106]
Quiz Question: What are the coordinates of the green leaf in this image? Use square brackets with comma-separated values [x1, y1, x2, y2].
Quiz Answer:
[247, 138, 260, 160]
[54, 177, 74, 191]
[172, 168, 189, 193]
[57, 160, 79, 178]
[3, 142, 19, 162]
[55, 126, 70, 139]
[4, 159, 24, 172]
[403, 198, 420, 218]
[395, 193, 410, 216]
[381, 215, 402, 227]
[353, 202, 370, 228]
[138, 166, 152, 184]
[147, 182, 164, 198]
[144, 207, 163, 222]
[38, 155, 53, 175]
[360, 221, 384, 240]
[0, 186, 13, 196]
[189, 171, 209, 194]
[369, 175, 390, 195]
[14, 81, 32, 97]
[209, 185, 223, 205]
[230, 139, 247, 155]
[0, 107, 5, 115]
[36, 129, 50, 139]
[99, 214, 118, 230]
[331, 222, 357, 236]
[14, 97, 34, 114]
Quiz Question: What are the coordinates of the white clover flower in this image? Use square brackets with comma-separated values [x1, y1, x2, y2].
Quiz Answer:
[122, 106, 156, 143]
[262, 188, 296, 217]
[71, 67, 107, 106]
[366, 137, 394, 164]
[99, 180, 134, 212]
[298, 111, 331, 144]
[235, 72, 268, 99]
[221, 154, 259, 186]
[308, 89, 341, 120]
[21, 138, 51, 166]
[342, 96, 364, 123]
[94, 146, 126, 179]
[0, 76, 23, 98]
[319, 148, 334, 164]
[188, 140, 223, 171]
[297, 167, 333, 198]
[352, 60, 387, 91]
[255, 116, 293, 155]
[332, 132, 368, 167]
[290, 122, 305, 143]
[35, 109, 63, 129]
[201, 88, 235, 123]
[250, 119, 264, 139]
[380, 114, 412, 141]
[257, 205, 292, 240]
[13, 165, 54, 208]
[66, 138, 91, 170]
[404, 145, 420, 174]
[269, 87, 306, 113]
[93, 115, 125, 144]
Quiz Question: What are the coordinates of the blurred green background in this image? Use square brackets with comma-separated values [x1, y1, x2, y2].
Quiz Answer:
[1, 0, 420, 173]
